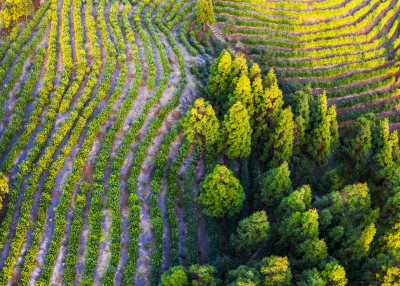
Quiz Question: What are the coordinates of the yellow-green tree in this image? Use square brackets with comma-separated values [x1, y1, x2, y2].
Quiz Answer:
[183, 98, 219, 146]
[0, 0, 34, 28]
[253, 84, 283, 146]
[206, 50, 232, 107]
[199, 164, 245, 217]
[258, 256, 292, 286]
[228, 73, 254, 118]
[219, 101, 252, 158]
[196, 0, 215, 30]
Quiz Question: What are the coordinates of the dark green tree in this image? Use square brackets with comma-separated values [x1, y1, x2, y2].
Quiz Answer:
[187, 264, 220, 286]
[230, 211, 270, 257]
[253, 161, 292, 211]
[262, 107, 294, 167]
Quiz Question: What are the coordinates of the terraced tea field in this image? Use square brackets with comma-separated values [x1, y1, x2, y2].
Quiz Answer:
[212, 0, 400, 127]
[0, 0, 398, 285]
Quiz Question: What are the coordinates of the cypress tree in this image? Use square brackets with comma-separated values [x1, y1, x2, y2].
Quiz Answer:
[206, 50, 232, 107]
[253, 84, 283, 146]
[196, 0, 215, 30]
[199, 164, 245, 217]
[219, 101, 252, 158]
[228, 73, 254, 118]
[263, 107, 294, 167]
[183, 98, 220, 146]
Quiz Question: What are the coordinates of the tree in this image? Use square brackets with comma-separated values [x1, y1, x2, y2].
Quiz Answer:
[228, 73, 254, 118]
[187, 264, 220, 286]
[206, 50, 232, 107]
[196, 0, 215, 30]
[230, 211, 270, 257]
[296, 268, 325, 286]
[159, 266, 188, 286]
[199, 164, 245, 217]
[226, 265, 262, 286]
[344, 116, 373, 163]
[306, 93, 337, 164]
[258, 256, 292, 286]
[0, 0, 34, 28]
[278, 208, 327, 266]
[219, 101, 252, 158]
[0, 172, 9, 211]
[253, 161, 292, 211]
[278, 185, 311, 217]
[320, 262, 347, 286]
[183, 98, 219, 146]
[253, 84, 283, 146]
[262, 107, 294, 167]
[319, 184, 378, 266]
[264, 69, 277, 88]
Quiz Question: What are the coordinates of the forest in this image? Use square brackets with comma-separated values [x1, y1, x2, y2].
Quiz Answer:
[0, 0, 399, 285]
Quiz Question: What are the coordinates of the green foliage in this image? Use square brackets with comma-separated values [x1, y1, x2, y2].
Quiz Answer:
[184, 98, 220, 146]
[196, 0, 215, 26]
[0, 0, 33, 28]
[319, 184, 378, 266]
[219, 101, 252, 158]
[306, 93, 337, 164]
[253, 161, 292, 211]
[373, 118, 400, 168]
[187, 264, 220, 285]
[320, 262, 347, 286]
[230, 211, 269, 257]
[228, 73, 254, 117]
[253, 84, 283, 147]
[262, 107, 294, 167]
[259, 256, 292, 286]
[199, 164, 245, 217]
[226, 265, 262, 286]
[159, 266, 188, 286]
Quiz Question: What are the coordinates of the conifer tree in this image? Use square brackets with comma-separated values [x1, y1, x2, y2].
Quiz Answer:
[206, 50, 232, 107]
[199, 164, 245, 217]
[373, 118, 398, 167]
[159, 266, 188, 286]
[228, 73, 254, 118]
[230, 53, 248, 83]
[263, 107, 294, 167]
[327, 105, 339, 149]
[307, 117, 332, 164]
[264, 68, 278, 88]
[230, 211, 270, 257]
[196, 0, 215, 30]
[219, 101, 252, 158]
[319, 183, 378, 266]
[253, 161, 292, 211]
[345, 116, 373, 162]
[258, 256, 292, 286]
[183, 98, 219, 146]
[321, 262, 347, 286]
[249, 63, 261, 80]
[253, 84, 283, 146]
